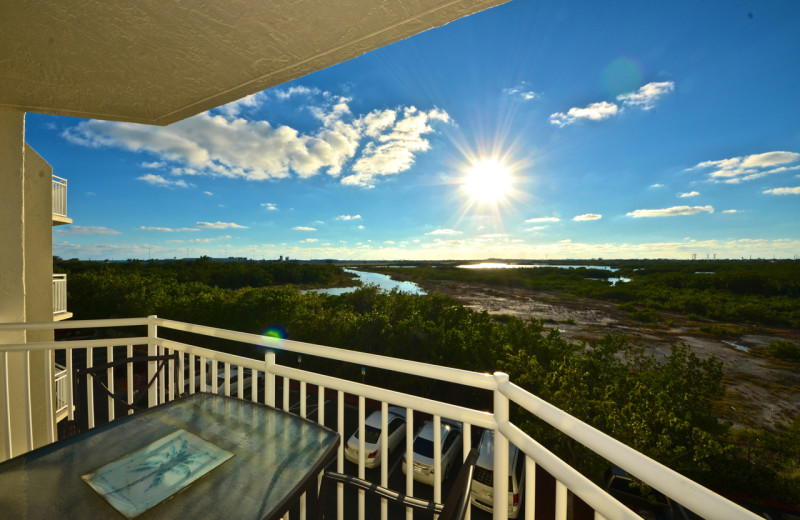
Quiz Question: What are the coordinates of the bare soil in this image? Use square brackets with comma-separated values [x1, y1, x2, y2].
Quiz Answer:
[424, 279, 800, 429]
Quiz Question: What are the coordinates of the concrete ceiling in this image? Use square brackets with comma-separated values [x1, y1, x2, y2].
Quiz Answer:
[0, 0, 507, 126]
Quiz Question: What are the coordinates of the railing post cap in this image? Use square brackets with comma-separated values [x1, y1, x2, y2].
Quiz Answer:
[493, 372, 510, 383]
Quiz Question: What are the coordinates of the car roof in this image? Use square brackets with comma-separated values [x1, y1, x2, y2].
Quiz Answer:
[364, 409, 404, 428]
[417, 420, 460, 441]
[475, 429, 520, 470]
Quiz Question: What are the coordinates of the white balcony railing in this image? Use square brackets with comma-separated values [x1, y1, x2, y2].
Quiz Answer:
[52, 175, 68, 218]
[0, 317, 759, 520]
[54, 362, 69, 419]
[52, 274, 67, 315]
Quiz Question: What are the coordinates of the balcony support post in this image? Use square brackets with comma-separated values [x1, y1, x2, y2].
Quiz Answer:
[147, 315, 158, 408]
[493, 372, 510, 520]
[265, 350, 276, 407]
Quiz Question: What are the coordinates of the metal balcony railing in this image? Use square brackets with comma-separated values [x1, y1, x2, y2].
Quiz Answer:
[52, 175, 68, 218]
[52, 274, 67, 315]
[54, 363, 69, 418]
[0, 317, 759, 520]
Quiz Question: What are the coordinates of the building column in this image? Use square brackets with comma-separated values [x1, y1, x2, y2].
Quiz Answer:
[0, 107, 28, 461]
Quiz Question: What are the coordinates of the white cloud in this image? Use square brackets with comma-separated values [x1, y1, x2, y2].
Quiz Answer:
[64, 91, 448, 189]
[503, 82, 538, 101]
[190, 235, 231, 243]
[679, 191, 700, 198]
[273, 86, 321, 100]
[573, 213, 602, 221]
[299, 238, 318, 243]
[480, 233, 507, 238]
[722, 209, 739, 214]
[336, 214, 361, 221]
[690, 151, 800, 183]
[549, 101, 619, 127]
[54, 225, 120, 235]
[627, 205, 714, 218]
[357, 225, 365, 230]
[141, 161, 165, 168]
[203, 191, 213, 196]
[526, 226, 546, 231]
[525, 216, 560, 223]
[426, 228, 462, 236]
[139, 226, 198, 232]
[384, 240, 395, 244]
[214, 92, 266, 118]
[650, 183, 665, 188]
[550, 81, 674, 127]
[136, 174, 191, 188]
[342, 106, 450, 188]
[617, 81, 675, 110]
[261, 202, 278, 211]
[763, 186, 800, 195]
[292, 226, 317, 231]
[196, 221, 247, 229]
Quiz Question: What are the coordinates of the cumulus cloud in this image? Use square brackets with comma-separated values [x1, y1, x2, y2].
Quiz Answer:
[617, 82, 675, 110]
[139, 226, 198, 232]
[292, 226, 317, 231]
[336, 214, 361, 221]
[196, 221, 247, 229]
[63, 90, 450, 189]
[690, 151, 800, 183]
[525, 216, 560, 223]
[137, 174, 191, 188]
[763, 186, 800, 195]
[261, 202, 278, 211]
[573, 213, 602, 221]
[627, 205, 714, 217]
[426, 228, 462, 236]
[54, 225, 120, 235]
[141, 161, 165, 168]
[549, 102, 619, 127]
[679, 191, 700, 198]
[722, 209, 739, 213]
[299, 238, 319, 243]
[503, 82, 538, 101]
[550, 81, 674, 126]
[650, 183, 665, 188]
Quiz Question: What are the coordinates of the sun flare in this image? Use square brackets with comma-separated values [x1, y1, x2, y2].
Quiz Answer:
[462, 159, 513, 204]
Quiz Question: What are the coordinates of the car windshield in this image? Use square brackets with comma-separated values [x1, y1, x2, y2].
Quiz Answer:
[354, 424, 381, 444]
[413, 436, 434, 458]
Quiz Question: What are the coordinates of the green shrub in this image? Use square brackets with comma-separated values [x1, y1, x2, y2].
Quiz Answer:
[766, 339, 800, 362]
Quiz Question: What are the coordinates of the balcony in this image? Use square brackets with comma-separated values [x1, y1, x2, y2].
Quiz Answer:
[0, 317, 758, 520]
[52, 274, 72, 321]
[52, 175, 72, 226]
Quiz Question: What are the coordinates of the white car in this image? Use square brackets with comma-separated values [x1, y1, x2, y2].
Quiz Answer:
[470, 429, 524, 519]
[402, 419, 462, 486]
[345, 407, 406, 468]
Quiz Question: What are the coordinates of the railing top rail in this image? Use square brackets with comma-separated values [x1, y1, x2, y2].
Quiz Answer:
[52, 175, 67, 185]
[497, 377, 761, 520]
[0, 317, 149, 331]
[0, 337, 150, 353]
[52, 274, 67, 281]
[154, 317, 497, 390]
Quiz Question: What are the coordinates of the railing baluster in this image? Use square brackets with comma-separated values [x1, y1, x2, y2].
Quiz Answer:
[237, 365, 244, 399]
[224, 362, 230, 397]
[158, 345, 166, 403]
[380, 401, 388, 520]
[299, 380, 308, 520]
[189, 353, 196, 394]
[107, 346, 114, 421]
[200, 356, 207, 393]
[358, 395, 365, 520]
[168, 348, 175, 401]
[45, 349, 55, 443]
[23, 352, 33, 452]
[67, 348, 74, 420]
[318, 385, 325, 426]
[433, 415, 442, 508]
[337, 390, 344, 520]
[251, 368, 258, 403]
[126, 345, 133, 415]
[462, 423, 471, 520]
[493, 373, 510, 520]
[147, 316, 158, 408]
[555, 481, 568, 520]
[2, 352, 12, 459]
[265, 351, 276, 407]
[87, 347, 95, 429]
[178, 351, 185, 397]
[405, 407, 414, 520]
[283, 376, 290, 411]
[211, 359, 218, 395]
[525, 456, 535, 520]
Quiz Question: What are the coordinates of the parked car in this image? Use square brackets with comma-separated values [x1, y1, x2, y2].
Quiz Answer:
[345, 407, 406, 469]
[402, 419, 462, 486]
[605, 467, 690, 520]
[470, 429, 525, 519]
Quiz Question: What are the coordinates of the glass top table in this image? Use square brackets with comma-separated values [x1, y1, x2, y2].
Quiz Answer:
[0, 393, 340, 519]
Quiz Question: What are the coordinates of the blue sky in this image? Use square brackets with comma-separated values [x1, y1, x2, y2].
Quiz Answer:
[29, 0, 800, 260]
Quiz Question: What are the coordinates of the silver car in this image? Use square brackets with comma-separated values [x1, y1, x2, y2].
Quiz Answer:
[402, 419, 462, 486]
[345, 407, 406, 469]
[470, 429, 525, 519]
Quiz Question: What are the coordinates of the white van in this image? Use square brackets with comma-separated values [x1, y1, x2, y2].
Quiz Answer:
[470, 429, 524, 519]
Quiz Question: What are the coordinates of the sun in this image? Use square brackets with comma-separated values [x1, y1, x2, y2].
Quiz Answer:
[461, 158, 514, 205]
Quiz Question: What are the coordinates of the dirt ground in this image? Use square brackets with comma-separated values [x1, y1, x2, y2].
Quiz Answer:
[424, 279, 800, 429]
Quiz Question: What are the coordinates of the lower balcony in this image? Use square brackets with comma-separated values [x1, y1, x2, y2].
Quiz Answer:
[52, 274, 72, 321]
[0, 317, 759, 520]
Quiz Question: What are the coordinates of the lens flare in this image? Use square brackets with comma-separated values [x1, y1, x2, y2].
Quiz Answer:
[263, 325, 287, 340]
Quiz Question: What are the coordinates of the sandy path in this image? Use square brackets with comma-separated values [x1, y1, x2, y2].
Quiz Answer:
[424, 279, 800, 428]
